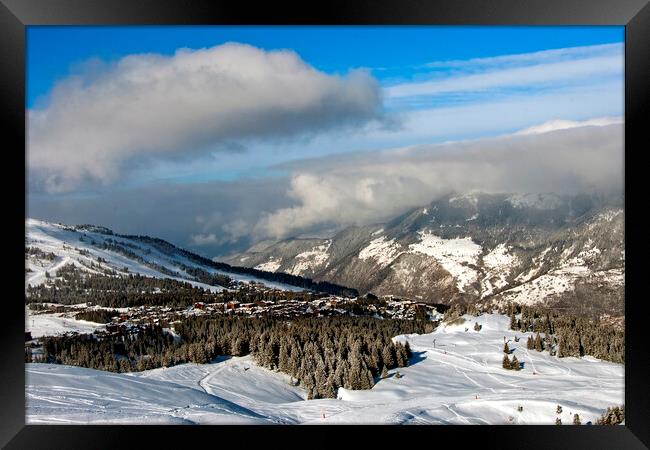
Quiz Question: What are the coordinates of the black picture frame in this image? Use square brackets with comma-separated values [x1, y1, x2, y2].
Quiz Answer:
[2, 0, 648, 448]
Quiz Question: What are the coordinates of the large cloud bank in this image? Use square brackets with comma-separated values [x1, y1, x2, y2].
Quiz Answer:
[256, 121, 623, 239]
[28, 43, 381, 192]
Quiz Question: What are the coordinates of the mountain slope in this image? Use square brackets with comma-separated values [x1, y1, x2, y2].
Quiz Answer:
[26, 362, 272, 424]
[224, 193, 624, 315]
[26, 313, 623, 425]
[25, 219, 355, 296]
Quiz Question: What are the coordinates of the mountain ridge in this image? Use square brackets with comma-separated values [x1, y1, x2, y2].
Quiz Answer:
[223, 192, 624, 316]
[25, 218, 358, 297]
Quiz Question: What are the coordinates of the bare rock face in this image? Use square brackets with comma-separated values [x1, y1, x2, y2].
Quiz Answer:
[224, 192, 624, 315]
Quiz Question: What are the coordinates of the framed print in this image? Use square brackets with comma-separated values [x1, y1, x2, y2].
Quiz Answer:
[2, 0, 649, 448]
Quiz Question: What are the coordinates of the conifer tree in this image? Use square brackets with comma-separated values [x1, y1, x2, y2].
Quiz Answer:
[315, 358, 328, 392]
[511, 355, 520, 370]
[573, 414, 581, 425]
[322, 375, 337, 399]
[395, 343, 408, 367]
[381, 365, 389, 379]
[230, 337, 243, 357]
[504, 342, 510, 354]
[334, 358, 347, 387]
[370, 344, 382, 371]
[596, 406, 624, 425]
[404, 341, 412, 359]
[382, 345, 395, 369]
[346, 341, 364, 389]
[120, 359, 132, 373]
[278, 342, 290, 372]
[363, 366, 374, 389]
[502, 355, 511, 369]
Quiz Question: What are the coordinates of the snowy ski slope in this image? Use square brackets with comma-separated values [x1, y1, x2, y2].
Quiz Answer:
[26, 314, 623, 425]
[26, 218, 303, 292]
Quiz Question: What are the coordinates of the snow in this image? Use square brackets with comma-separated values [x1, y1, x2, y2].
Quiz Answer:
[138, 356, 306, 415]
[26, 306, 106, 339]
[506, 193, 562, 210]
[408, 231, 482, 292]
[449, 193, 479, 207]
[497, 239, 619, 304]
[26, 362, 271, 424]
[483, 244, 516, 270]
[480, 244, 518, 298]
[513, 247, 552, 284]
[255, 258, 282, 273]
[358, 236, 403, 268]
[26, 218, 301, 293]
[26, 219, 223, 292]
[558, 243, 602, 273]
[593, 268, 624, 286]
[289, 241, 331, 275]
[498, 272, 577, 305]
[26, 313, 623, 425]
[503, 249, 620, 305]
[597, 210, 623, 222]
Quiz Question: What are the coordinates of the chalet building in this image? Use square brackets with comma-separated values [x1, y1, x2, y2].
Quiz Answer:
[194, 302, 205, 310]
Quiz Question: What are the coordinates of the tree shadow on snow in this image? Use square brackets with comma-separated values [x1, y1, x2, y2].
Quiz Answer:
[209, 355, 232, 364]
[408, 351, 427, 366]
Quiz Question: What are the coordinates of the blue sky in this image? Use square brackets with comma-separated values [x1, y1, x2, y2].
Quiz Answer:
[26, 26, 625, 254]
[27, 26, 623, 107]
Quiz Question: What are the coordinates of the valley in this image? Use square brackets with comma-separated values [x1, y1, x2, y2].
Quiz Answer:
[24, 210, 625, 425]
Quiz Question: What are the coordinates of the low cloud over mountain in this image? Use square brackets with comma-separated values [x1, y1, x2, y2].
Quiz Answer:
[256, 121, 623, 239]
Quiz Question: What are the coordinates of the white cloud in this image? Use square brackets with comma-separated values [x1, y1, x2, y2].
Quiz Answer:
[385, 43, 622, 99]
[513, 116, 623, 135]
[423, 43, 621, 69]
[256, 120, 623, 239]
[28, 43, 381, 193]
[191, 233, 219, 246]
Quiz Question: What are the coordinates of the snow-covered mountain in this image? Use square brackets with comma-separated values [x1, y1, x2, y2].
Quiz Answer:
[25, 218, 322, 294]
[24, 217, 624, 425]
[223, 192, 624, 315]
